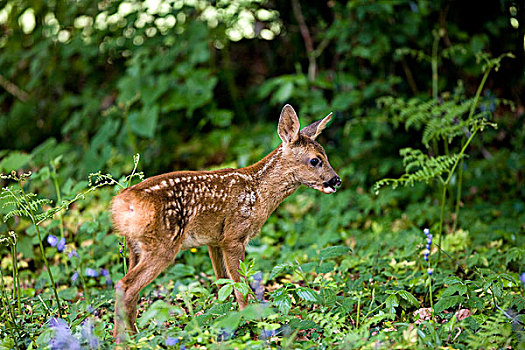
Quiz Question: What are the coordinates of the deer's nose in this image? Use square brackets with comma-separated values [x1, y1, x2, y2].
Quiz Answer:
[324, 176, 341, 188]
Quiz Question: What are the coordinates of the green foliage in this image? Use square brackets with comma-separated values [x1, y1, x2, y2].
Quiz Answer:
[1, 0, 524, 348]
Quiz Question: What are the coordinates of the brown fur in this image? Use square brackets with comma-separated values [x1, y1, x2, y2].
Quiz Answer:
[112, 104, 340, 341]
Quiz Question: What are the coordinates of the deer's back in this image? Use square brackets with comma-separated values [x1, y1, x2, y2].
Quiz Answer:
[111, 168, 262, 249]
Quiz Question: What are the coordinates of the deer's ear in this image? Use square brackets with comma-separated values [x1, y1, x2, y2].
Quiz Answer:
[278, 104, 300, 146]
[301, 112, 333, 140]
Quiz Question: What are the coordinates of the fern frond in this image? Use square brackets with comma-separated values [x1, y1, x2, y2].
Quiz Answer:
[465, 311, 514, 349]
[374, 148, 463, 192]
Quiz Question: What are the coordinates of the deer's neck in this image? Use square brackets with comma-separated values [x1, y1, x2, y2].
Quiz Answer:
[244, 145, 300, 216]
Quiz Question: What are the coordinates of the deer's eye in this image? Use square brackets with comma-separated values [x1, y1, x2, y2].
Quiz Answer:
[310, 158, 321, 167]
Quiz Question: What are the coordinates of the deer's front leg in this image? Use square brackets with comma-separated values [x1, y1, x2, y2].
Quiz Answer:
[221, 242, 248, 309]
[208, 245, 227, 279]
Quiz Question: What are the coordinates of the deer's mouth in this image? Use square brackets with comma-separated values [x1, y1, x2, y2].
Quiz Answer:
[311, 183, 337, 194]
[321, 176, 341, 194]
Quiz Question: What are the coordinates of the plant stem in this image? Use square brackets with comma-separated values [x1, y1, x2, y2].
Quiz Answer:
[0, 268, 22, 349]
[437, 183, 447, 263]
[11, 242, 21, 314]
[453, 157, 464, 232]
[51, 173, 65, 239]
[18, 182, 62, 318]
[356, 292, 361, 329]
[431, 30, 440, 101]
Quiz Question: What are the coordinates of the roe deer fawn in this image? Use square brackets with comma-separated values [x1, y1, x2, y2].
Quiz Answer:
[112, 104, 341, 340]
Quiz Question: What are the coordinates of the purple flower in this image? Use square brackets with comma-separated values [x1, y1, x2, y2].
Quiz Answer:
[261, 329, 277, 339]
[80, 319, 100, 349]
[68, 249, 78, 258]
[249, 272, 265, 301]
[85, 268, 99, 277]
[100, 268, 112, 286]
[47, 234, 58, 247]
[72, 272, 79, 282]
[180, 346, 186, 350]
[166, 337, 178, 346]
[57, 238, 66, 252]
[520, 273, 525, 286]
[48, 317, 81, 350]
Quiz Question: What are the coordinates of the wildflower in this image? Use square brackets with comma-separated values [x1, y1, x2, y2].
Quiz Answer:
[68, 249, 78, 258]
[119, 242, 125, 256]
[57, 237, 66, 252]
[250, 272, 265, 302]
[48, 317, 81, 350]
[260, 329, 277, 339]
[423, 229, 432, 263]
[47, 234, 58, 247]
[80, 319, 100, 349]
[218, 328, 234, 341]
[520, 273, 525, 286]
[72, 272, 79, 282]
[85, 268, 99, 277]
[101, 268, 112, 286]
[166, 337, 178, 346]
[427, 268, 433, 276]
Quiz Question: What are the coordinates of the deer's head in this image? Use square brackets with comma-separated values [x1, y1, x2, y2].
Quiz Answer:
[278, 104, 341, 194]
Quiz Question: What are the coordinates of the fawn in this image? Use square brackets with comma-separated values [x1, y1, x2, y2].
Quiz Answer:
[111, 104, 341, 340]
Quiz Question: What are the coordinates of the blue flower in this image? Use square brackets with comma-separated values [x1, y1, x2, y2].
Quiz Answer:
[85, 268, 99, 277]
[48, 317, 81, 350]
[250, 272, 265, 301]
[427, 268, 433, 276]
[72, 272, 79, 282]
[260, 329, 277, 339]
[166, 337, 178, 346]
[57, 238, 66, 252]
[47, 234, 58, 247]
[68, 249, 78, 258]
[80, 319, 100, 349]
[520, 273, 525, 286]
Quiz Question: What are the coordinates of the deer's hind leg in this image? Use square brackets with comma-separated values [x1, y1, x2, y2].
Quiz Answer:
[126, 237, 140, 271]
[113, 240, 180, 341]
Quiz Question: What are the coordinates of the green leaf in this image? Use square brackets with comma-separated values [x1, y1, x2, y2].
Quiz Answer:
[319, 246, 351, 260]
[218, 284, 234, 301]
[316, 261, 335, 274]
[274, 81, 293, 102]
[272, 289, 292, 315]
[0, 151, 32, 172]
[270, 263, 292, 280]
[214, 311, 241, 331]
[214, 278, 233, 285]
[434, 295, 463, 314]
[385, 294, 399, 314]
[58, 287, 77, 301]
[128, 104, 159, 139]
[397, 290, 419, 307]
[233, 282, 251, 298]
[295, 287, 318, 302]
